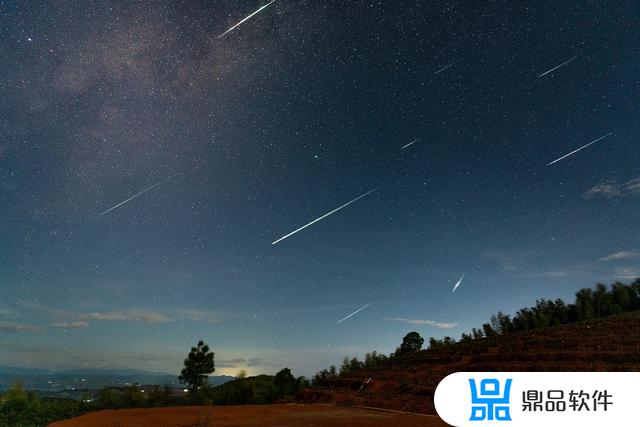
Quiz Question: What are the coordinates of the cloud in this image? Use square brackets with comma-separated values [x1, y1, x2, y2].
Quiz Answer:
[215, 357, 279, 369]
[52, 321, 90, 329]
[16, 301, 176, 325]
[176, 309, 220, 323]
[77, 310, 172, 323]
[0, 321, 41, 333]
[384, 317, 459, 329]
[486, 254, 518, 271]
[16, 302, 174, 325]
[584, 178, 640, 199]
[614, 267, 640, 281]
[247, 358, 277, 367]
[544, 270, 571, 278]
[217, 358, 247, 368]
[135, 354, 163, 362]
[600, 251, 640, 262]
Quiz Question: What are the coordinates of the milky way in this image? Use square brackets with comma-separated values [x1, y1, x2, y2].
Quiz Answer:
[0, 1, 638, 377]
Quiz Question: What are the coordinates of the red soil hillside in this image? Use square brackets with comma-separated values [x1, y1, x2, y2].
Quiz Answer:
[49, 403, 448, 427]
[298, 311, 640, 414]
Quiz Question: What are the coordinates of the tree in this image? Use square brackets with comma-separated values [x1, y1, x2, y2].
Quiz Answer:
[575, 288, 595, 320]
[328, 365, 337, 378]
[339, 357, 351, 375]
[147, 385, 171, 407]
[471, 328, 484, 340]
[482, 323, 496, 337]
[400, 332, 424, 352]
[428, 337, 442, 350]
[274, 368, 296, 397]
[442, 336, 456, 346]
[349, 357, 363, 371]
[0, 381, 43, 425]
[98, 388, 121, 409]
[179, 340, 215, 395]
[121, 385, 144, 408]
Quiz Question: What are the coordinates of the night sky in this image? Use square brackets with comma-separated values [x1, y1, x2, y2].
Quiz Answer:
[1, 1, 639, 377]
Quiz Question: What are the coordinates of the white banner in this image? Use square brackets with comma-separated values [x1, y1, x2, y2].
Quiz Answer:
[434, 372, 637, 426]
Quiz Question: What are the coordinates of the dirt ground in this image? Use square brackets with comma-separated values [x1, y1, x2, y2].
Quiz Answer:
[49, 403, 449, 427]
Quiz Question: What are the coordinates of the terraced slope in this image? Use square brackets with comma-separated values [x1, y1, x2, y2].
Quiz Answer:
[299, 311, 640, 414]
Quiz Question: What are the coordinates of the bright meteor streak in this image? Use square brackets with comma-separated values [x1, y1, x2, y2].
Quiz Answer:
[271, 186, 380, 245]
[434, 59, 461, 75]
[218, 0, 276, 39]
[452, 274, 464, 293]
[537, 55, 577, 77]
[546, 132, 613, 166]
[401, 138, 420, 149]
[336, 304, 370, 324]
[95, 174, 177, 218]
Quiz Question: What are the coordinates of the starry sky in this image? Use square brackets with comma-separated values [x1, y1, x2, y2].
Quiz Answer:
[1, 1, 639, 377]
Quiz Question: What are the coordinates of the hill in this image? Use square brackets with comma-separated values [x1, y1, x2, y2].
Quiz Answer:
[298, 310, 640, 414]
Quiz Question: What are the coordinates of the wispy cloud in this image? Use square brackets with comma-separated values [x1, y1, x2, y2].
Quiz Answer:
[544, 270, 575, 278]
[176, 309, 220, 323]
[77, 310, 172, 323]
[52, 321, 90, 329]
[0, 321, 41, 333]
[600, 251, 640, 262]
[384, 317, 459, 329]
[247, 358, 277, 367]
[216, 357, 280, 368]
[217, 358, 247, 368]
[584, 178, 640, 199]
[135, 354, 164, 362]
[614, 267, 640, 280]
[17, 301, 209, 325]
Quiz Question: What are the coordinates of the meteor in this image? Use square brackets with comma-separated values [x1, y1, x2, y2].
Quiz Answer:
[434, 59, 461, 75]
[95, 174, 177, 218]
[452, 274, 464, 293]
[401, 138, 420, 149]
[537, 55, 577, 77]
[218, 0, 276, 39]
[546, 132, 613, 166]
[336, 304, 370, 324]
[271, 186, 380, 245]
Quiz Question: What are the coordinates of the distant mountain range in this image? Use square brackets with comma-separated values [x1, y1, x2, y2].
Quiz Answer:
[0, 366, 235, 391]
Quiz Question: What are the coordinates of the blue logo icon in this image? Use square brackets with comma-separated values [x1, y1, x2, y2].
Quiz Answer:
[469, 378, 513, 421]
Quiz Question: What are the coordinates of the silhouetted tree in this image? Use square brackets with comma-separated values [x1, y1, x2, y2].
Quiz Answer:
[482, 323, 496, 337]
[339, 357, 351, 375]
[328, 365, 337, 378]
[428, 337, 442, 350]
[400, 332, 424, 352]
[471, 328, 484, 339]
[294, 376, 310, 393]
[575, 288, 595, 320]
[349, 357, 363, 371]
[274, 368, 296, 397]
[179, 340, 215, 395]
[490, 311, 512, 334]
[442, 336, 456, 346]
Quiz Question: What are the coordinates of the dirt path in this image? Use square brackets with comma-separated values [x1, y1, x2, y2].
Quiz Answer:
[49, 403, 449, 426]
